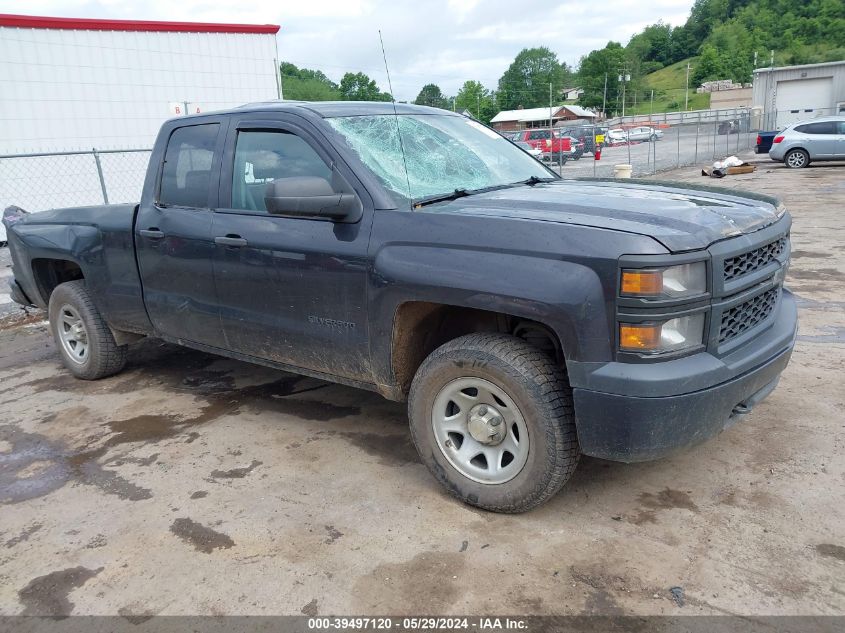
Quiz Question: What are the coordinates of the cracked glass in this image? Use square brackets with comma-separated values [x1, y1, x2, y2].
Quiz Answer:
[326, 114, 552, 206]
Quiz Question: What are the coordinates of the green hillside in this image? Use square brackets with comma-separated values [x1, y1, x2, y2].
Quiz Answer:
[644, 58, 699, 91]
[620, 58, 711, 115]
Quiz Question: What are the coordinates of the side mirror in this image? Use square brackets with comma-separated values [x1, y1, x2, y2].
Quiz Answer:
[264, 169, 362, 222]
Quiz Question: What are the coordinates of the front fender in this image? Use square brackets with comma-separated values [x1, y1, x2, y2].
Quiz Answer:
[366, 243, 625, 397]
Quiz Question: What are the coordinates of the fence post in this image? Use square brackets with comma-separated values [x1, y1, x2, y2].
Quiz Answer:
[676, 120, 680, 168]
[712, 121, 717, 160]
[92, 148, 109, 204]
[694, 111, 700, 164]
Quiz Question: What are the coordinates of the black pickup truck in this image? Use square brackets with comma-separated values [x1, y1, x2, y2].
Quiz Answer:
[3, 102, 797, 512]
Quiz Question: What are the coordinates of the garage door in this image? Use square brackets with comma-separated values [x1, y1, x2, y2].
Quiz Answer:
[775, 77, 834, 128]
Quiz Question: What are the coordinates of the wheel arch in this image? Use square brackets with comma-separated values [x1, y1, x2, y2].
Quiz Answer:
[388, 301, 567, 399]
[31, 257, 85, 305]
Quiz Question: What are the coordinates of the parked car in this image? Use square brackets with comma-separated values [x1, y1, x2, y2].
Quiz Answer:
[627, 126, 663, 142]
[606, 128, 629, 144]
[768, 116, 845, 168]
[755, 131, 778, 154]
[515, 141, 543, 160]
[3, 101, 797, 513]
[557, 125, 604, 154]
[719, 118, 750, 135]
[510, 128, 573, 162]
[559, 135, 585, 159]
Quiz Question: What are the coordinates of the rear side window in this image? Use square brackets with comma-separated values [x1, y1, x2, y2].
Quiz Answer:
[794, 122, 836, 135]
[159, 124, 220, 208]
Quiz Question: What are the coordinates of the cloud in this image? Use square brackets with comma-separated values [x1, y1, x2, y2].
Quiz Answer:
[0, 0, 695, 100]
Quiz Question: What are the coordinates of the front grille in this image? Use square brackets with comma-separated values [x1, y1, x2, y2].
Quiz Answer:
[723, 236, 787, 282]
[719, 288, 779, 344]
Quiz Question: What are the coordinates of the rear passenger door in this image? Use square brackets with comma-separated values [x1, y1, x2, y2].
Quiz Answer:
[794, 121, 838, 158]
[835, 121, 845, 159]
[210, 115, 374, 382]
[135, 119, 227, 345]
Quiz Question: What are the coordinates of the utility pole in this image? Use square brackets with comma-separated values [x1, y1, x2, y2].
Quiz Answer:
[618, 68, 630, 118]
[549, 82, 554, 165]
[602, 72, 608, 118]
[684, 62, 691, 111]
[477, 94, 481, 120]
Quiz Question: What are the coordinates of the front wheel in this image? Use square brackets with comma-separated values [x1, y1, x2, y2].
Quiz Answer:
[408, 333, 579, 513]
[785, 149, 809, 168]
[48, 280, 127, 380]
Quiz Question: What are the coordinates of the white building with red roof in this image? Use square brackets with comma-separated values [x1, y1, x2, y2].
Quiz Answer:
[0, 13, 281, 153]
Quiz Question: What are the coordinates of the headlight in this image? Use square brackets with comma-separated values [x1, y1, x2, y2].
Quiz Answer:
[619, 314, 705, 354]
[620, 262, 706, 299]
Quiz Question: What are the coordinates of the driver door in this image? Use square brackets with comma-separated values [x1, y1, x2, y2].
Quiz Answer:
[211, 115, 375, 383]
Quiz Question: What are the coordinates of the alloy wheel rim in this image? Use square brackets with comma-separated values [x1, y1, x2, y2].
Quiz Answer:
[431, 377, 529, 484]
[58, 304, 89, 364]
[787, 152, 806, 168]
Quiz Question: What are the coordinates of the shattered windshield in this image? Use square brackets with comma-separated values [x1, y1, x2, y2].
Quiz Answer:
[325, 114, 555, 206]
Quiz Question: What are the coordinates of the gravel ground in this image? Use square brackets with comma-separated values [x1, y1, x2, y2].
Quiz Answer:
[0, 156, 843, 618]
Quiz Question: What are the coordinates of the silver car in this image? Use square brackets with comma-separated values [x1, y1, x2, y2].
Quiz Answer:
[627, 126, 663, 142]
[768, 116, 845, 168]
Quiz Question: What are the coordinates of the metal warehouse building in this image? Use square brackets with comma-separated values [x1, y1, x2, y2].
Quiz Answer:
[0, 13, 281, 153]
[753, 60, 845, 129]
[0, 13, 281, 240]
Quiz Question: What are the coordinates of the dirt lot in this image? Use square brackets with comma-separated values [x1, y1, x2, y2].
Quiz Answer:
[0, 157, 843, 618]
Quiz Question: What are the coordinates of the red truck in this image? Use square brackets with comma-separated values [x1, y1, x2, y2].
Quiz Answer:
[509, 129, 573, 163]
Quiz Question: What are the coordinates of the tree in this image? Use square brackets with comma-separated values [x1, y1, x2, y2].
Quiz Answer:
[576, 42, 626, 115]
[339, 72, 391, 101]
[497, 47, 566, 110]
[414, 83, 449, 109]
[627, 22, 674, 66]
[280, 62, 340, 101]
[454, 80, 497, 123]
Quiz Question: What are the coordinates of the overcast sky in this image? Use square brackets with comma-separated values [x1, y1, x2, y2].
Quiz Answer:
[2, 0, 696, 100]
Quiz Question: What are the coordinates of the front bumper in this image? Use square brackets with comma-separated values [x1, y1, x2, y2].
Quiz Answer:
[571, 289, 797, 462]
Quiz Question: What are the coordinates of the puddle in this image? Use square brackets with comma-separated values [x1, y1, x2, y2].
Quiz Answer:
[170, 517, 234, 553]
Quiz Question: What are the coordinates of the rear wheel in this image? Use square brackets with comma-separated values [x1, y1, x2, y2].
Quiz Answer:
[785, 149, 809, 169]
[408, 333, 579, 513]
[48, 280, 127, 380]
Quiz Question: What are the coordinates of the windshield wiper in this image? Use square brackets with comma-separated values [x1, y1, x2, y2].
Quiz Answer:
[515, 175, 557, 186]
[414, 188, 470, 208]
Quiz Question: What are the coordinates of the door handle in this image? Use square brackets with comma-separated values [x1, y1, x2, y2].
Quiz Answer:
[139, 228, 165, 240]
[214, 235, 248, 247]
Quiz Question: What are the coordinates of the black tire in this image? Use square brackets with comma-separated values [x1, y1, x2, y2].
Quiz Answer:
[48, 280, 127, 380]
[408, 333, 579, 513]
[650, 134, 658, 141]
[784, 148, 809, 169]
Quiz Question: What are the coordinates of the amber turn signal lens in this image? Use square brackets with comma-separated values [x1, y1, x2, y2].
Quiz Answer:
[621, 270, 663, 295]
[619, 324, 661, 351]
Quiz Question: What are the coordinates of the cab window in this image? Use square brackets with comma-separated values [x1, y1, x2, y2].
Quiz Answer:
[159, 124, 220, 208]
[230, 130, 331, 212]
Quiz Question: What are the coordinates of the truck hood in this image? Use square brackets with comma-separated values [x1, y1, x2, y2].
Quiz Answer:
[422, 178, 784, 252]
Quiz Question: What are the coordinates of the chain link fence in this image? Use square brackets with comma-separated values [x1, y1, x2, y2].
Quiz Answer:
[0, 148, 151, 215]
[548, 108, 757, 179]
